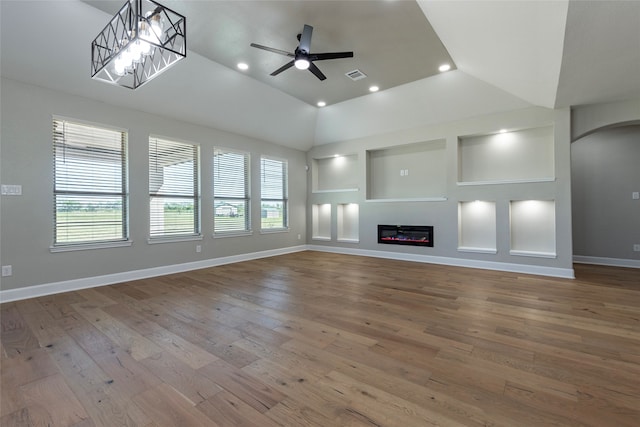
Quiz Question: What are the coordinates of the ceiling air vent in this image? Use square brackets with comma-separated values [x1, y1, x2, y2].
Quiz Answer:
[345, 69, 367, 81]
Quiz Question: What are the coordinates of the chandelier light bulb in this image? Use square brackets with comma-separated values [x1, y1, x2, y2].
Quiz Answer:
[129, 42, 143, 63]
[139, 40, 152, 56]
[119, 46, 133, 65]
[149, 14, 164, 44]
[113, 56, 127, 76]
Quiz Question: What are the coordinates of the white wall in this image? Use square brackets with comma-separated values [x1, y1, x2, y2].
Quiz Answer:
[0, 78, 307, 293]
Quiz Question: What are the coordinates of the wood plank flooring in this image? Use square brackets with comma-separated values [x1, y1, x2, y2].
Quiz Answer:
[1, 251, 639, 426]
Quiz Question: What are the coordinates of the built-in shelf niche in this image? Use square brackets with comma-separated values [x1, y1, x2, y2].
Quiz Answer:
[458, 201, 497, 253]
[458, 126, 554, 184]
[510, 200, 556, 258]
[312, 204, 331, 241]
[366, 139, 446, 200]
[337, 203, 359, 243]
[312, 154, 358, 193]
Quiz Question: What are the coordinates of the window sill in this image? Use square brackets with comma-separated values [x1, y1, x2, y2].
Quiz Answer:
[214, 231, 253, 239]
[147, 235, 203, 245]
[50, 240, 132, 253]
[260, 228, 289, 235]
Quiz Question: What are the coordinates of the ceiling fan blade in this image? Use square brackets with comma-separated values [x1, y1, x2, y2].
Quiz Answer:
[271, 60, 295, 76]
[298, 24, 313, 54]
[311, 51, 355, 61]
[250, 43, 294, 57]
[308, 62, 326, 81]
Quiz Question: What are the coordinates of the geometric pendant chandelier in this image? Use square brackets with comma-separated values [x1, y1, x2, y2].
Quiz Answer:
[91, 0, 186, 89]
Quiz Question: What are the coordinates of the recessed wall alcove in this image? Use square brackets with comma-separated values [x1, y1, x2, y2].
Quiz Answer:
[366, 139, 446, 201]
[312, 154, 359, 193]
[312, 204, 331, 241]
[510, 200, 556, 258]
[337, 203, 359, 243]
[458, 126, 555, 185]
[458, 201, 497, 253]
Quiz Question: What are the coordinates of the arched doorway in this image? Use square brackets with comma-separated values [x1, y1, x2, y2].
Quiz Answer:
[571, 124, 640, 267]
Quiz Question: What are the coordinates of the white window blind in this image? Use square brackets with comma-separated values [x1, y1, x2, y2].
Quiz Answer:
[260, 156, 288, 230]
[149, 137, 200, 238]
[53, 119, 128, 245]
[213, 148, 250, 233]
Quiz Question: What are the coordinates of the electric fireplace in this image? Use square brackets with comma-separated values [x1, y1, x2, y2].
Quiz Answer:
[378, 225, 434, 247]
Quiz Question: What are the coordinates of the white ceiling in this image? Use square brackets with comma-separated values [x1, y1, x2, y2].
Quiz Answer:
[1, 1, 639, 151]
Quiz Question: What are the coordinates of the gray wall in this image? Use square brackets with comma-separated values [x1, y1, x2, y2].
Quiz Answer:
[572, 125, 640, 260]
[307, 106, 574, 273]
[0, 78, 307, 292]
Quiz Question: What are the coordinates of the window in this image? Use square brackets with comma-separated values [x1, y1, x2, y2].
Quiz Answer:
[213, 148, 250, 234]
[260, 156, 288, 230]
[53, 118, 128, 245]
[149, 137, 200, 239]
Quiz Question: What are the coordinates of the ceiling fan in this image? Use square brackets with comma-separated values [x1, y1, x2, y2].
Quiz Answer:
[250, 24, 354, 81]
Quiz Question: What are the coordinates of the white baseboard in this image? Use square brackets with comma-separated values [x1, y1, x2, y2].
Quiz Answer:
[573, 255, 640, 269]
[0, 245, 307, 303]
[0, 244, 581, 303]
[307, 245, 575, 279]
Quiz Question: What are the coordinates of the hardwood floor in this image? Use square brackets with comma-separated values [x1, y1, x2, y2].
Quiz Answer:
[1, 251, 639, 426]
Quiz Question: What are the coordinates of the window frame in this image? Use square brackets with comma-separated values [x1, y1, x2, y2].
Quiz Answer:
[51, 116, 130, 251]
[260, 155, 289, 232]
[213, 147, 251, 237]
[148, 135, 201, 242]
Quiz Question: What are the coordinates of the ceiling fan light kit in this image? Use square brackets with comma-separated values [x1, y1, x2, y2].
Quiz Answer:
[91, 0, 186, 89]
[294, 57, 311, 70]
[251, 24, 354, 81]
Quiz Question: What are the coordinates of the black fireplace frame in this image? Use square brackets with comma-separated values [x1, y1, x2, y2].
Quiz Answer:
[377, 224, 434, 247]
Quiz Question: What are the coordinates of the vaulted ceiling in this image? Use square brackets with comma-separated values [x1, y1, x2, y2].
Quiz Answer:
[1, 1, 639, 151]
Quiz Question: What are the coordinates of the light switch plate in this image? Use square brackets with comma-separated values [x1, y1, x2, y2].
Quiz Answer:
[1, 184, 22, 196]
[633, 192, 639, 200]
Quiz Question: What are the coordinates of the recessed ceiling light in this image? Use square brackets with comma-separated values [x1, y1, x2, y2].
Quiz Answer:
[237, 62, 249, 70]
[317, 101, 326, 107]
[438, 63, 451, 72]
[499, 129, 507, 133]
[369, 85, 379, 92]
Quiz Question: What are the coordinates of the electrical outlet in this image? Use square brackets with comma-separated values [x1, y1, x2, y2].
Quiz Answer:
[2, 265, 12, 277]
[297, 234, 301, 240]
[633, 192, 640, 200]
[634, 244, 640, 252]
[196, 245, 202, 253]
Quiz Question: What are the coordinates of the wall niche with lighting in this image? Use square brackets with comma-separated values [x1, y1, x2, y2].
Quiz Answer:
[337, 203, 359, 243]
[458, 201, 497, 253]
[312, 204, 332, 241]
[366, 139, 446, 201]
[312, 154, 359, 193]
[510, 200, 556, 258]
[458, 126, 555, 185]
